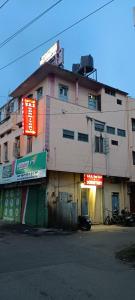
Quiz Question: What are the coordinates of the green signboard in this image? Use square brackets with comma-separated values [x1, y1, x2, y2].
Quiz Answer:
[0, 152, 47, 184]
[15, 152, 47, 181]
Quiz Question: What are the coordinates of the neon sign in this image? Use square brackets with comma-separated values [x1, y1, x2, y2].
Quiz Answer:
[22, 98, 37, 136]
[84, 174, 103, 187]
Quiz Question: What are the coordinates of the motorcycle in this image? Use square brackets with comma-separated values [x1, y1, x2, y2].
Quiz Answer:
[78, 215, 92, 231]
[121, 208, 134, 227]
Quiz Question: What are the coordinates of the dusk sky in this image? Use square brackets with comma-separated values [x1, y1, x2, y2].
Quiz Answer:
[0, 0, 135, 105]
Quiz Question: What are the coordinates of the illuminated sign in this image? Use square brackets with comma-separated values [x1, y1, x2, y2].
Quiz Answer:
[83, 174, 103, 187]
[40, 40, 64, 67]
[22, 98, 37, 136]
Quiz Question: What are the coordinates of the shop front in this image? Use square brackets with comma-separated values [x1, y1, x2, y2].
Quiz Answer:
[0, 152, 47, 227]
[80, 174, 103, 224]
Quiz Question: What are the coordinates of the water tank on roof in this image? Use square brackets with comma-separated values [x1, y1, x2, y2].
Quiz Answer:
[79, 55, 94, 74]
[72, 63, 80, 73]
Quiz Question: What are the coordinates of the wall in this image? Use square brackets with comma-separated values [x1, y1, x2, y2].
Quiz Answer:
[47, 94, 129, 177]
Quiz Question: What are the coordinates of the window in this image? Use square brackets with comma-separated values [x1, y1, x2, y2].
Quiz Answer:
[132, 152, 135, 165]
[131, 119, 135, 131]
[36, 87, 43, 100]
[27, 94, 33, 99]
[63, 129, 74, 140]
[111, 140, 118, 146]
[27, 136, 32, 153]
[117, 99, 122, 105]
[13, 136, 20, 158]
[95, 121, 105, 132]
[117, 129, 126, 137]
[59, 84, 68, 101]
[10, 101, 14, 113]
[78, 132, 88, 142]
[4, 142, 8, 161]
[105, 88, 115, 96]
[107, 126, 115, 135]
[95, 136, 104, 153]
[88, 94, 101, 111]
[0, 145, 1, 163]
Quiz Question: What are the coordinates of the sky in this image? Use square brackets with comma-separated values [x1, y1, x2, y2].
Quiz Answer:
[0, 0, 135, 106]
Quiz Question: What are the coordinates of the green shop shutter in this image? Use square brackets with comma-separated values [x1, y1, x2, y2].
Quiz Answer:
[25, 185, 47, 227]
[3, 188, 21, 223]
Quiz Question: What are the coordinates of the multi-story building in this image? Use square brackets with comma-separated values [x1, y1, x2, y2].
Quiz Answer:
[0, 61, 134, 227]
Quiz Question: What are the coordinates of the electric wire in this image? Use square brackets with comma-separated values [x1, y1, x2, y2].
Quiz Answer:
[0, 0, 115, 71]
[0, 0, 63, 49]
[0, 107, 134, 117]
[0, 0, 9, 9]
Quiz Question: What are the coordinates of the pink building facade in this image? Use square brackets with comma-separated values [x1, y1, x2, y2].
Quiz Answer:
[0, 63, 134, 226]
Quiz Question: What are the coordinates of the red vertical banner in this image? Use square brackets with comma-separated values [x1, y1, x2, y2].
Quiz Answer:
[22, 98, 37, 136]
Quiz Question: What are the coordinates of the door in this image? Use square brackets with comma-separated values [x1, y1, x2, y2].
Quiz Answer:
[81, 189, 89, 216]
[25, 185, 47, 226]
[112, 192, 119, 213]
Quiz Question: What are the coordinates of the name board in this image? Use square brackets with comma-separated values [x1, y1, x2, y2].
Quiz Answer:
[40, 40, 64, 67]
[84, 174, 103, 187]
[22, 98, 37, 136]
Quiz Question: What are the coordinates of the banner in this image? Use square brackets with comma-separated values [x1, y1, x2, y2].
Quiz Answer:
[0, 152, 47, 184]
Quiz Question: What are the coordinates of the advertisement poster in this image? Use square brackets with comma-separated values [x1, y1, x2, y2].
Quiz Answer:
[0, 152, 47, 184]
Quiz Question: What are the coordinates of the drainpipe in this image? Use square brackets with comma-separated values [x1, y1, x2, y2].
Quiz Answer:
[75, 80, 79, 104]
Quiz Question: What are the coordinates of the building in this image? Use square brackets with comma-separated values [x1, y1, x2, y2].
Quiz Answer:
[0, 61, 134, 227]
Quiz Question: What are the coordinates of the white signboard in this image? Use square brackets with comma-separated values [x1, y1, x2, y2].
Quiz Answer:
[40, 41, 64, 67]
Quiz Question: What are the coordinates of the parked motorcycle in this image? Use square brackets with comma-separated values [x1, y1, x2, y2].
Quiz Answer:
[121, 208, 134, 227]
[78, 215, 92, 231]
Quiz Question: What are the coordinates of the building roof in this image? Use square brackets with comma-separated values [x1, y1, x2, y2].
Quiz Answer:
[10, 62, 128, 98]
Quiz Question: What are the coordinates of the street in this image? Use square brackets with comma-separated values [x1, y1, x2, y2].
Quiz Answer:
[0, 225, 135, 300]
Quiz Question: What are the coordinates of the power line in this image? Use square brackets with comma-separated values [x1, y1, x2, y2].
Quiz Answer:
[0, 107, 134, 117]
[0, 0, 115, 71]
[0, 0, 10, 9]
[0, 0, 63, 49]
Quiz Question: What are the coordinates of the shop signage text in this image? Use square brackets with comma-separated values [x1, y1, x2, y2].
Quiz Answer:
[22, 98, 37, 136]
[84, 174, 103, 187]
[0, 152, 47, 184]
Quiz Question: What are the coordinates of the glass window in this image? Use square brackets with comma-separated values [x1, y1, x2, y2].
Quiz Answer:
[105, 88, 115, 96]
[27, 136, 32, 153]
[111, 140, 118, 146]
[59, 84, 68, 101]
[107, 126, 115, 135]
[78, 132, 88, 142]
[63, 129, 74, 140]
[36, 87, 43, 100]
[95, 121, 105, 132]
[88, 94, 101, 111]
[132, 119, 135, 131]
[132, 151, 135, 165]
[117, 129, 126, 137]
[117, 99, 122, 105]
[4, 142, 8, 161]
[95, 136, 104, 153]
[13, 137, 20, 158]
[88, 94, 97, 110]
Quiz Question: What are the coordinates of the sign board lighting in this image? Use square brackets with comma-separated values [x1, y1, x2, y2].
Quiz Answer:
[22, 98, 37, 136]
[83, 174, 103, 187]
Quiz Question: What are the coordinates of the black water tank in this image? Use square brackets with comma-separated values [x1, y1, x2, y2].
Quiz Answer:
[79, 55, 94, 74]
[72, 63, 80, 73]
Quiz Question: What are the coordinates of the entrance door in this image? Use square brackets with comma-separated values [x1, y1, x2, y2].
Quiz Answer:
[25, 186, 46, 226]
[81, 189, 89, 216]
[112, 192, 119, 213]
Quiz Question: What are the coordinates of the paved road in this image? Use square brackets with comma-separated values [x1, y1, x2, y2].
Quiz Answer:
[0, 225, 135, 300]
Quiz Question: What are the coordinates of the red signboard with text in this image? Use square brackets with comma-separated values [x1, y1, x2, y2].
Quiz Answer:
[22, 98, 37, 136]
[84, 174, 103, 187]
